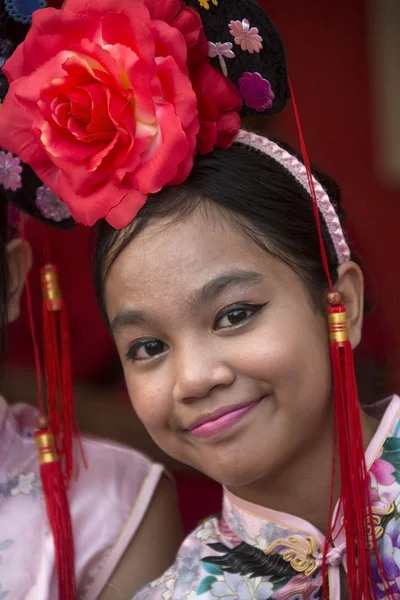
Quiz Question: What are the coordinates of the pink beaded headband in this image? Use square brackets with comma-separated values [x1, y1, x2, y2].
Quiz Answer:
[235, 130, 351, 265]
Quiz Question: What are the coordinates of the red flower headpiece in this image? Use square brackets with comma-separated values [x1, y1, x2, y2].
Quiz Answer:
[0, 0, 242, 228]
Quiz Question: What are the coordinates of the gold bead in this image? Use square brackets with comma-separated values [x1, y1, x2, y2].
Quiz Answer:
[327, 291, 342, 306]
[37, 416, 49, 430]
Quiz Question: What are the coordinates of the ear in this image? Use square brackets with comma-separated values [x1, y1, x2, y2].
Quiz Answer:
[335, 261, 364, 350]
[7, 238, 32, 324]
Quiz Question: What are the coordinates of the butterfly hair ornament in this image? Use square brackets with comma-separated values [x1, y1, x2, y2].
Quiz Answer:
[0, 0, 392, 598]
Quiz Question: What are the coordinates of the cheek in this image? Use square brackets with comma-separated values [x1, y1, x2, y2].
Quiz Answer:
[238, 310, 331, 409]
[123, 367, 172, 433]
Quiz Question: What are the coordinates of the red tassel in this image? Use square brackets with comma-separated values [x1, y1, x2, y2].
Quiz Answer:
[20, 220, 79, 599]
[35, 426, 76, 600]
[326, 300, 392, 599]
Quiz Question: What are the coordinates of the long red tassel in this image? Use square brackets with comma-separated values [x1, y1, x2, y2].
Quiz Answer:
[35, 426, 76, 600]
[288, 80, 392, 598]
[328, 301, 373, 597]
[20, 219, 78, 600]
[40, 264, 78, 600]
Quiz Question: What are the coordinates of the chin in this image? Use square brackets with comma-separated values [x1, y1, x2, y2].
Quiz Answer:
[198, 451, 277, 490]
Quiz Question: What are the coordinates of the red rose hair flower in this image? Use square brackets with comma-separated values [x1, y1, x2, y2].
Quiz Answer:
[0, 0, 241, 228]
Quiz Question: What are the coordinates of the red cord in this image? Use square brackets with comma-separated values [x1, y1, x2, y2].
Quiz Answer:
[288, 79, 334, 292]
[20, 216, 44, 416]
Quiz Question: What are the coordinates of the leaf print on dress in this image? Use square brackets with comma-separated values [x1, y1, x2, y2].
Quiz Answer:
[202, 541, 294, 595]
[380, 436, 400, 485]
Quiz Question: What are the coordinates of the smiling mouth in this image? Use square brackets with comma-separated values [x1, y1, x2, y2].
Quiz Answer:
[188, 399, 261, 439]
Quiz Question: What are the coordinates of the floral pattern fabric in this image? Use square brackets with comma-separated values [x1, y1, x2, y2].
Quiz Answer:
[134, 396, 400, 600]
[0, 396, 164, 600]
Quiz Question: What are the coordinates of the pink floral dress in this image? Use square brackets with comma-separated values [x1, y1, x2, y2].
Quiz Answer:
[134, 395, 400, 600]
[0, 397, 164, 600]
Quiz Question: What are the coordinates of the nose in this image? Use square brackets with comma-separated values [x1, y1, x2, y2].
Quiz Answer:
[172, 340, 235, 403]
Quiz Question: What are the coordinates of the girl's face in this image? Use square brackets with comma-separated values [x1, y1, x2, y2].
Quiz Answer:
[105, 208, 334, 488]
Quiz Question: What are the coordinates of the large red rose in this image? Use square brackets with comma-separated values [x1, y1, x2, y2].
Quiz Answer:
[0, 0, 241, 228]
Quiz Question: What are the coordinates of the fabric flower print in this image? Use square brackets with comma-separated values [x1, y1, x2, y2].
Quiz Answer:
[176, 548, 201, 591]
[10, 473, 35, 496]
[0, 151, 22, 191]
[238, 73, 275, 112]
[162, 578, 176, 600]
[229, 19, 263, 54]
[379, 435, 400, 486]
[370, 456, 396, 486]
[150, 567, 175, 589]
[372, 516, 400, 598]
[196, 519, 218, 542]
[218, 515, 243, 546]
[210, 572, 273, 599]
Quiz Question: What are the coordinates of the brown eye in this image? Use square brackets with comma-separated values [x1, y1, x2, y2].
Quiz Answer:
[213, 303, 267, 331]
[126, 339, 168, 361]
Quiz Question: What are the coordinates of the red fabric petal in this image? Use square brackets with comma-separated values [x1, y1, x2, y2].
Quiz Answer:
[172, 7, 208, 68]
[58, 172, 128, 226]
[105, 188, 148, 228]
[100, 12, 155, 66]
[64, 0, 150, 23]
[149, 20, 187, 73]
[132, 102, 189, 192]
[144, 0, 181, 22]
[215, 111, 241, 150]
[197, 121, 217, 155]
[3, 9, 97, 80]
[156, 56, 198, 131]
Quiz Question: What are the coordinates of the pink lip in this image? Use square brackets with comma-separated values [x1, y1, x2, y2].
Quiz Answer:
[189, 399, 260, 438]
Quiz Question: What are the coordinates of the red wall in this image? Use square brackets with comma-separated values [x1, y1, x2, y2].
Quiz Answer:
[258, 0, 400, 388]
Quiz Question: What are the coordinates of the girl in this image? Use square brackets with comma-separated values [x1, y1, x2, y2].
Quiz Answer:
[95, 139, 398, 600]
[0, 0, 397, 598]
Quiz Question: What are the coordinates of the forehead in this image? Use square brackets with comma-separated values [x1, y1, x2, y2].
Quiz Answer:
[104, 208, 283, 316]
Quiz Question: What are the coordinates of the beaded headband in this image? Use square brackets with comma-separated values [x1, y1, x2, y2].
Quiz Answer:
[235, 130, 351, 264]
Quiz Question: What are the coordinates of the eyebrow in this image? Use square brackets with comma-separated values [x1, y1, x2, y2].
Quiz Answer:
[110, 270, 263, 334]
[187, 269, 263, 308]
[110, 308, 153, 334]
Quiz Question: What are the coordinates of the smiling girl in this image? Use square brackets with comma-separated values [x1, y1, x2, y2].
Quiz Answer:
[0, 0, 398, 598]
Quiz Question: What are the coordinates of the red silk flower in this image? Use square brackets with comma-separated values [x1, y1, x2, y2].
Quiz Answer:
[0, 0, 242, 228]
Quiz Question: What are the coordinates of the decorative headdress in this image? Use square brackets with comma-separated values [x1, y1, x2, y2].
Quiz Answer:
[0, 0, 389, 599]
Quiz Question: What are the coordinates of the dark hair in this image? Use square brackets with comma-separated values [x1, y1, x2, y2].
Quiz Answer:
[0, 198, 9, 368]
[93, 140, 347, 322]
